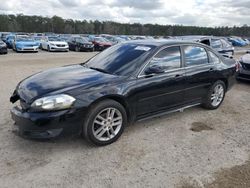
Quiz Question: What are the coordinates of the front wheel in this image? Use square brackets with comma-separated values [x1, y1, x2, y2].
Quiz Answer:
[83, 100, 127, 146]
[202, 80, 226, 110]
[75, 46, 80, 52]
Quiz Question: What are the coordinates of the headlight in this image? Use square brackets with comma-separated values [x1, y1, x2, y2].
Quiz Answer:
[0, 43, 6, 47]
[31, 94, 76, 111]
[50, 42, 55, 46]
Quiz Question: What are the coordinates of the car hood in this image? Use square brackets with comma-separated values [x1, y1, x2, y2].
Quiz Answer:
[97, 42, 112, 46]
[79, 42, 93, 45]
[16, 41, 39, 46]
[241, 54, 250, 64]
[49, 41, 67, 45]
[17, 65, 119, 103]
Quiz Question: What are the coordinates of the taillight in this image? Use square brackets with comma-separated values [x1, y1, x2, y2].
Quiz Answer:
[235, 61, 241, 72]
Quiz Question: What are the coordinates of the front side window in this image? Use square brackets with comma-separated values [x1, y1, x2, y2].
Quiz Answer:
[148, 46, 181, 70]
[183, 46, 209, 67]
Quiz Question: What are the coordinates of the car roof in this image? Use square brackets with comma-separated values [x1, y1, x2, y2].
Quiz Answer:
[124, 39, 209, 48]
[179, 35, 229, 41]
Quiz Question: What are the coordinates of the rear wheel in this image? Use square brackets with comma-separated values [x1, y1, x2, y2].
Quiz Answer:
[83, 100, 127, 146]
[202, 80, 226, 110]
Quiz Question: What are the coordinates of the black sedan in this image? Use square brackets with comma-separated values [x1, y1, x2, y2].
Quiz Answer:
[0, 40, 8, 54]
[68, 37, 94, 52]
[10, 40, 237, 146]
[237, 54, 250, 81]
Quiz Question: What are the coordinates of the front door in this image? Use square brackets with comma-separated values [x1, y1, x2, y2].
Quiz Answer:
[135, 46, 186, 117]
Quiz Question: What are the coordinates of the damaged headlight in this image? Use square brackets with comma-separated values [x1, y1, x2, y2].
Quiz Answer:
[31, 94, 76, 111]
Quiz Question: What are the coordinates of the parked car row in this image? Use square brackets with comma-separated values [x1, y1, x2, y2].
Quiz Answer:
[0, 32, 249, 56]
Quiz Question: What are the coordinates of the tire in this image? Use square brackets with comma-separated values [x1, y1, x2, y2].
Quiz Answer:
[47, 45, 50, 52]
[202, 80, 226, 110]
[83, 99, 127, 146]
[75, 46, 80, 52]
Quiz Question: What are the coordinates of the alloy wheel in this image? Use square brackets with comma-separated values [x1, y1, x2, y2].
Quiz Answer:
[92, 107, 123, 141]
[211, 84, 224, 107]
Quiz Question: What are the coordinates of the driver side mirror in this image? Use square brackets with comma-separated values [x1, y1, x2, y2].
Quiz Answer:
[144, 65, 165, 75]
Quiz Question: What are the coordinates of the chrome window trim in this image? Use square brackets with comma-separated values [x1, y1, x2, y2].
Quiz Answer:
[184, 63, 214, 70]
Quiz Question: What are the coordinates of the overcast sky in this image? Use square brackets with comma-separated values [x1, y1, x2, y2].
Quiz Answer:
[0, 0, 249, 27]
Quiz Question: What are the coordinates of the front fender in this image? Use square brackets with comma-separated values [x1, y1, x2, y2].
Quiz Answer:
[74, 85, 124, 108]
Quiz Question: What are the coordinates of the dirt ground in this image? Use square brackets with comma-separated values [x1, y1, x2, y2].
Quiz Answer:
[0, 49, 250, 188]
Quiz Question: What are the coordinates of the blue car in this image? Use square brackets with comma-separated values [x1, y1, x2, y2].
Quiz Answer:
[228, 37, 247, 47]
[5, 35, 15, 48]
[13, 36, 40, 52]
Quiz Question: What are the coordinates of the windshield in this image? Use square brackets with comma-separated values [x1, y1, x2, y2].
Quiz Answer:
[48, 37, 61, 41]
[95, 37, 107, 42]
[7, 36, 15, 40]
[34, 37, 42, 40]
[76, 37, 88, 43]
[83, 37, 90, 42]
[85, 43, 155, 76]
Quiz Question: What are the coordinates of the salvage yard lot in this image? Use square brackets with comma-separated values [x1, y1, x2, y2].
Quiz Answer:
[0, 50, 250, 187]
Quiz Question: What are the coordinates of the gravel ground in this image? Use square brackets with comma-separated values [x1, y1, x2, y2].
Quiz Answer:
[0, 50, 250, 188]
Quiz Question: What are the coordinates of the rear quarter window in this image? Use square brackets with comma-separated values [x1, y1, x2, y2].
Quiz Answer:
[208, 51, 221, 64]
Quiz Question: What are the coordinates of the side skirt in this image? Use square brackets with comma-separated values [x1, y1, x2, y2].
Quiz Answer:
[137, 103, 201, 122]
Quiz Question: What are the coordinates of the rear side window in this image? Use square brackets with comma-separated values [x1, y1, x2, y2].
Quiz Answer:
[149, 46, 181, 70]
[208, 51, 220, 64]
[211, 39, 222, 49]
[183, 46, 209, 67]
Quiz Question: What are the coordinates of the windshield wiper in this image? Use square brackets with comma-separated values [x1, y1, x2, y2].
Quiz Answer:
[88, 67, 111, 74]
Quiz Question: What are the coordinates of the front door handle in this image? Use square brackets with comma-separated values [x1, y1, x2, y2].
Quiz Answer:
[209, 68, 214, 72]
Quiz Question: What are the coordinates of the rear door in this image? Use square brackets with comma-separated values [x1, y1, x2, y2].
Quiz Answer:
[182, 45, 216, 103]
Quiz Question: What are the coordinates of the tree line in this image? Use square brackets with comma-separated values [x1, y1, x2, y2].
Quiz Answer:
[0, 14, 249, 37]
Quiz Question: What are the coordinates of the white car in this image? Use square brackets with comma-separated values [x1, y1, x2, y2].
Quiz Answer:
[41, 36, 69, 52]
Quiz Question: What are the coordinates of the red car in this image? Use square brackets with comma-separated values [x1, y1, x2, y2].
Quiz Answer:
[92, 37, 112, 51]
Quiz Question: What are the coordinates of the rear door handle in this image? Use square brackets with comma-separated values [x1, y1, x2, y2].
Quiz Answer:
[175, 74, 184, 77]
[209, 68, 214, 72]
